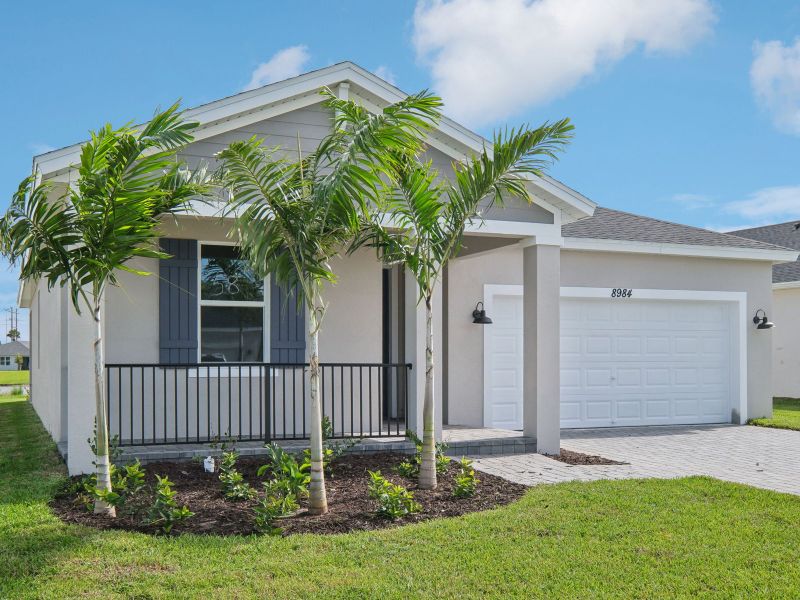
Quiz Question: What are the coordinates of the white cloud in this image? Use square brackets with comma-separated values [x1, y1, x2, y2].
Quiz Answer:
[412, 0, 716, 125]
[243, 45, 311, 91]
[373, 65, 397, 86]
[671, 192, 715, 210]
[724, 185, 800, 223]
[751, 38, 800, 135]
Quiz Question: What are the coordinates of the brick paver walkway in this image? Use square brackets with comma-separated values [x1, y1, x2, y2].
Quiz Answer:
[472, 424, 800, 495]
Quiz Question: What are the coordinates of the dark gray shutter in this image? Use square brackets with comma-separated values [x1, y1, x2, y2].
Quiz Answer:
[270, 275, 306, 363]
[159, 238, 198, 364]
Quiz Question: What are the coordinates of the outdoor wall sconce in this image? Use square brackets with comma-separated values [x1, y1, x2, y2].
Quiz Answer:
[472, 301, 493, 324]
[753, 309, 775, 330]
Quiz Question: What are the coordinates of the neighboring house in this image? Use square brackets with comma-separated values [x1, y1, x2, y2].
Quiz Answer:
[19, 62, 798, 475]
[732, 222, 800, 397]
[0, 340, 29, 371]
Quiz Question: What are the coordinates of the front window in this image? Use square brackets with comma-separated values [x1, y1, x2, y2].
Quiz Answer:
[199, 244, 266, 362]
[0, 357, 10, 366]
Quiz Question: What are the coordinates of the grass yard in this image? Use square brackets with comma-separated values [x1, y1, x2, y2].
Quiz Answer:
[2, 397, 800, 599]
[749, 397, 800, 431]
[0, 369, 29, 385]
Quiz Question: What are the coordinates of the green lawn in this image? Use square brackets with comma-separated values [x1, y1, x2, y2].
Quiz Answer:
[2, 397, 800, 599]
[749, 397, 800, 431]
[0, 369, 29, 385]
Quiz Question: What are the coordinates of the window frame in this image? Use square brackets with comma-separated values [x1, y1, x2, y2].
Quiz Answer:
[196, 241, 270, 367]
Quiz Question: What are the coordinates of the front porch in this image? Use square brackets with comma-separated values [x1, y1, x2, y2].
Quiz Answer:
[110, 425, 536, 465]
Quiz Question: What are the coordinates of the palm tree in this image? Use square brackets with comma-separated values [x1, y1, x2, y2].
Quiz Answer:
[217, 88, 441, 514]
[354, 122, 574, 489]
[0, 103, 208, 516]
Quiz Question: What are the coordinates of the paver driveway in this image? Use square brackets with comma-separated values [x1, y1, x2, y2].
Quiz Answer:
[472, 424, 800, 495]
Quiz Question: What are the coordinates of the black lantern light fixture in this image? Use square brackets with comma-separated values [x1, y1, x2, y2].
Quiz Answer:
[472, 301, 492, 324]
[753, 309, 775, 330]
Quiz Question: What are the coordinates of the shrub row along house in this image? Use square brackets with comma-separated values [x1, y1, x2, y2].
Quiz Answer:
[20, 62, 797, 476]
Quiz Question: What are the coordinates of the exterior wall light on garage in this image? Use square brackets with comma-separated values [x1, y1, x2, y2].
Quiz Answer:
[472, 302, 492, 324]
[753, 309, 775, 330]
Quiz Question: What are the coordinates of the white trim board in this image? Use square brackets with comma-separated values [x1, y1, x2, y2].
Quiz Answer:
[563, 236, 799, 263]
[773, 281, 800, 290]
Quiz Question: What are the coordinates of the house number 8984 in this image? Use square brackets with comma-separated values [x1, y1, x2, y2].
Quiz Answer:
[611, 288, 633, 298]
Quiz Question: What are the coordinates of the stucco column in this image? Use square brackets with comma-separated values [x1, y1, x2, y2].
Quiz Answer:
[66, 295, 102, 475]
[522, 241, 561, 454]
[404, 270, 443, 439]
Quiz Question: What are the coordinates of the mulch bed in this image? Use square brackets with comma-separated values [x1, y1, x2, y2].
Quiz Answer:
[546, 448, 627, 466]
[51, 452, 527, 537]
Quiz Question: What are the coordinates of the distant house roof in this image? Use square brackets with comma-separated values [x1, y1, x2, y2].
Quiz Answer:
[562, 207, 792, 251]
[0, 340, 29, 357]
[730, 221, 800, 283]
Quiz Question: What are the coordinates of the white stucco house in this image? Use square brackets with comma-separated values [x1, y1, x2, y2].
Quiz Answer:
[732, 222, 800, 398]
[20, 62, 798, 475]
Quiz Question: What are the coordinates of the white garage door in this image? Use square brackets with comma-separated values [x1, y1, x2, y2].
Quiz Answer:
[560, 297, 734, 428]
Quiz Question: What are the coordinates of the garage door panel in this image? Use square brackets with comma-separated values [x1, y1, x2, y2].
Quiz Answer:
[561, 297, 733, 428]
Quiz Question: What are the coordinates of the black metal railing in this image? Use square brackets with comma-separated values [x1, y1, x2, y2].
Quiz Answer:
[105, 362, 411, 446]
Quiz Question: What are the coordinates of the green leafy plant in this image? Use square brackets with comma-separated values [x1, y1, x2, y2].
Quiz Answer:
[147, 475, 194, 534]
[394, 459, 418, 478]
[218, 451, 256, 501]
[253, 477, 301, 536]
[453, 457, 479, 498]
[1, 103, 208, 517]
[88, 419, 123, 463]
[253, 490, 299, 536]
[258, 443, 310, 498]
[367, 470, 420, 520]
[209, 430, 238, 454]
[353, 119, 573, 490]
[83, 459, 147, 510]
[218, 88, 441, 516]
[398, 429, 450, 477]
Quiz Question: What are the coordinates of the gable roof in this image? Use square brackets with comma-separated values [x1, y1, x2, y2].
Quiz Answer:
[730, 221, 800, 283]
[561, 207, 799, 262]
[0, 340, 29, 357]
[31, 61, 595, 222]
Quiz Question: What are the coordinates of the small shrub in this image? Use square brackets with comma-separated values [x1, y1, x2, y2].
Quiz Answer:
[300, 417, 358, 477]
[87, 419, 123, 463]
[83, 460, 147, 510]
[147, 475, 193, 534]
[394, 459, 418, 478]
[219, 451, 256, 501]
[253, 492, 298, 536]
[253, 479, 300, 536]
[453, 457, 479, 498]
[367, 470, 420, 520]
[209, 431, 238, 453]
[258, 443, 309, 498]
[399, 430, 450, 477]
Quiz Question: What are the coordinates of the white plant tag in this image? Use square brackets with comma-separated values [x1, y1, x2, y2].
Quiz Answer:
[203, 456, 215, 473]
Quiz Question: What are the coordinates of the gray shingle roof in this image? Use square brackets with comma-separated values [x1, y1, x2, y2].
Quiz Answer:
[730, 222, 800, 283]
[0, 340, 29, 357]
[561, 207, 790, 251]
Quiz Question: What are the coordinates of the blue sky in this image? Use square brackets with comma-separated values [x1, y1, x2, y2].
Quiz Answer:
[2, 0, 800, 340]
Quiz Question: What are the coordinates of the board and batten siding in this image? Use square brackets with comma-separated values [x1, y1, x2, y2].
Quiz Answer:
[158, 238, 198, 364]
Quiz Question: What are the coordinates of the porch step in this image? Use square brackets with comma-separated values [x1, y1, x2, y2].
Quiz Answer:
[116, 433, 537, 465]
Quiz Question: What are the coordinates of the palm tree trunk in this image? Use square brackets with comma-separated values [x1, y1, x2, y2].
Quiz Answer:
[307, 300, 328, 515]
[92, 297, 115, 517]
[418, 293, 437, 489]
